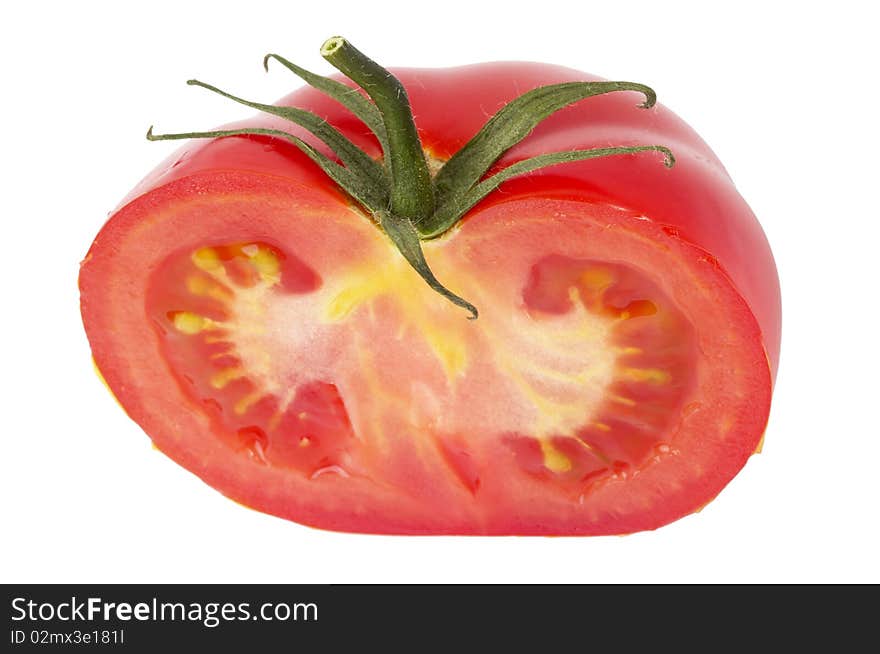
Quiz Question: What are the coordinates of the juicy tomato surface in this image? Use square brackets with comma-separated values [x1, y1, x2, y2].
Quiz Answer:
[80, 62, 780, 535]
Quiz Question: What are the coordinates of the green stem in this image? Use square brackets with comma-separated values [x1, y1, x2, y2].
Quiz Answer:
[320, 36, 434, 223]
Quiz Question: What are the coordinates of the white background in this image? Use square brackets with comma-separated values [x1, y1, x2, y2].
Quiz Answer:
[2, 1, 877, 583]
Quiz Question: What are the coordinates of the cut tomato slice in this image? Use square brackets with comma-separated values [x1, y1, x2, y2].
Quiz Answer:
[81, 171, 771, 534]
[81, 56, 778, 535]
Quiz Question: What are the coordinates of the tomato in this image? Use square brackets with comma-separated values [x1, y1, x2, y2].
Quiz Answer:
[80, 39, 779, 535]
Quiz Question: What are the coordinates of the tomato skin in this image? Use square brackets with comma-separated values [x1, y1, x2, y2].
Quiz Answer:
[82, 61, 779, 534]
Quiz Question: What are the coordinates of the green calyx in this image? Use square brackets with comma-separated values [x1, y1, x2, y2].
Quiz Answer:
[148, 36, 675, 319]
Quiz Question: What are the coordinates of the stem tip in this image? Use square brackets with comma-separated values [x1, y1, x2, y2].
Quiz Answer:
[320, 36, 345, 57]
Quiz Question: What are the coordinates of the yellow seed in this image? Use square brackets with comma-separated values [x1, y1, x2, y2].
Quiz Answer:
[593, 422, 611, 432]
[581, 268, 614, 290]
[210, 367, 244, 389]
[234, 391, 263, 416]
[248, 246, 280, 281]
[186, 275, 232, 301]
[540, 439, 573, 474]
[192, 247, 222, 272]
[621, 367, 671, 384]
[171, 311, 208, 335]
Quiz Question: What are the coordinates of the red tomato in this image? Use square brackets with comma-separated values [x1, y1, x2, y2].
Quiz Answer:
[80, 57, 779, 535]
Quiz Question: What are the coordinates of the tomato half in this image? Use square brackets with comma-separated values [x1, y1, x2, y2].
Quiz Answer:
[80, 58, 779, 535]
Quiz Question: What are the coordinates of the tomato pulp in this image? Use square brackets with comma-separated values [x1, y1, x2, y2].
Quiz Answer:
[80, 60, 780, 535]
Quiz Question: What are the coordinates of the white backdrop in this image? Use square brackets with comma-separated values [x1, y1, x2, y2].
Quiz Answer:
[2, 0, 877, 583]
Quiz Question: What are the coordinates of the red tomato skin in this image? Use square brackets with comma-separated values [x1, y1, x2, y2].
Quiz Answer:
[127, 62, 780, 378]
